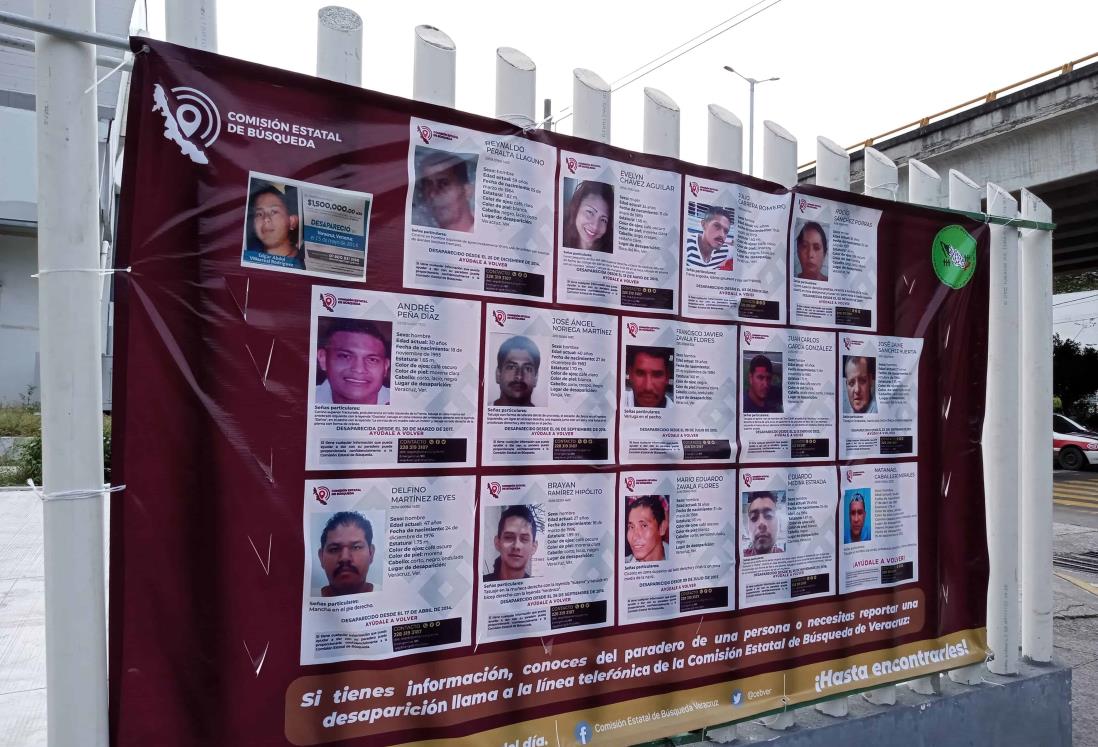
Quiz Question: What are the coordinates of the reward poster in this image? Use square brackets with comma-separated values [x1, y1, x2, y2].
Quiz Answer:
[109, 40, 993, 747]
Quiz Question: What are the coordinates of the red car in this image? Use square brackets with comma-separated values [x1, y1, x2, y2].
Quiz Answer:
[1053, 413, 1098, 470]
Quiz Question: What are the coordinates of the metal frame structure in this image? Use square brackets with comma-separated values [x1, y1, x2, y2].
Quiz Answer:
[1, 1, 1055, 741]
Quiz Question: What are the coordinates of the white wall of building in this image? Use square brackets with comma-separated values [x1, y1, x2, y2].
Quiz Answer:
[0, 233, 40, 404]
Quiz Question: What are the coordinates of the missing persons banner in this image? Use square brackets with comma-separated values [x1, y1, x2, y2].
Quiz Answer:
[110, 39, 993, 747]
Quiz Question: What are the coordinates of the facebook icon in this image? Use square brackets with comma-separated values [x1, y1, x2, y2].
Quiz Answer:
[574, 721, 592, 744]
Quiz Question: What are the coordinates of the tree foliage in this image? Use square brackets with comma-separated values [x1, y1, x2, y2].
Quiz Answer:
[1053, 334, 1098, 415]
[1054, 271, 1098, 294]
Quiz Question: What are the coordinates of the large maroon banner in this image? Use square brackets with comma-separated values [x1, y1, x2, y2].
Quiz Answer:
[110, 39, 990, 746]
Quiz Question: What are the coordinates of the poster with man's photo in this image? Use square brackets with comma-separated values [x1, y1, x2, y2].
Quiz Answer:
[299, 475, 474, 663]
[839, 462, 919, 593]
[617, 470, 736, 624]
[618, 317, 737, 464]
[476, 473, 614, 644]
[305, 286, 479, 470]
[738, 325, 836, 462]
[789, 195, 881, 330]
[481, 304, 617, 466]
[241, 171, 372, 280]
[403, 119, 557, 301]
[681, 175, 790, 323]
[556, 150, 681, 312]
[737, 466, 837, 609]
[839, 334, 923, 460]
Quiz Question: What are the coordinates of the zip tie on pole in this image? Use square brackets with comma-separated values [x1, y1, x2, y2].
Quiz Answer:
[84, 52, 131, 94]
[27, 479, 126, 503]
[32, 266, 132, 278]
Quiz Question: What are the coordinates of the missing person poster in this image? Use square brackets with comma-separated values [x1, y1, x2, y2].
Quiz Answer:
[681, 175, 790, 322]
[481, 304, 616, 466]
[619, 317, 737, 464]
[242, 171, 372, 280]
[404, 119, 557, 301]
[738, 326, 836, 462]
[790, 195, 881, 330]
[839, 463, 919, 593]
[300, 475, 474, 663]
[618, 470, 736, 624]
[557, 151, 681, 312]
[305, 286, 479, 470]
[112, 39, 996, 747]
[737, 466, 837, 609]
[476, 473, 614, 643]
[839, 334, 923, 460]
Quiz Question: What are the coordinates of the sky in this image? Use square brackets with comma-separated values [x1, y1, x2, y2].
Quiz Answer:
[137, 0, 1097, 172]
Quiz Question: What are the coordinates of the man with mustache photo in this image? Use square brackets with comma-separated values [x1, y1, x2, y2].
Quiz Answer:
[318, 511, 376, 596]
[492, 335, 541, 407]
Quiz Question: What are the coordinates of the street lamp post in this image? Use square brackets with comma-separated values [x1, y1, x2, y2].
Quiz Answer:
[722, 65, 779, 176]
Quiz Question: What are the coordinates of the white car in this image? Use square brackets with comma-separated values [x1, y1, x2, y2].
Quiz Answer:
[1053, 413, 1098, 470]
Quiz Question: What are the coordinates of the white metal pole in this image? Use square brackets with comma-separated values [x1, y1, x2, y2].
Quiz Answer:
[860, 144, 900, 707]
[706, 104, 742, 172]
[494, 47, 535, 128]
[906, 158, 941, 208]
[761, 120, 796, 188]
[1020, 188, 1054, 663]
[316, 6, 362, 86]
[572, 68, 610, 144]
[642, 87, 679, 158]
[165, 0, 217, 51]
[863, 147, 898, 200]
[34, 0, 108, 742]
[902, 156, 946, 698]
[747, 79, 756, 174]
[412, 24, 455, 107]
[948, 169, 982, 213]
[815, 136, 849, 191]
[945, 167, 989, 688]
[985, 182, 1021, 676]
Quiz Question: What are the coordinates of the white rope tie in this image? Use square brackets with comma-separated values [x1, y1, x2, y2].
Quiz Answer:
[27, 480, 126, 503]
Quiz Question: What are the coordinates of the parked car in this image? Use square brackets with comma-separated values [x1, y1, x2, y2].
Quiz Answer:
[1053, 413, 1098, 470]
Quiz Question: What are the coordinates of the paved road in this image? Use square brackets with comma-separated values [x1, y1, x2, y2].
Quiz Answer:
[1054, 465, 1098, 528]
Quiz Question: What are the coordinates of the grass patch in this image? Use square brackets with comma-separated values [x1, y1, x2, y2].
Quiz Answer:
[0, 416, 110, 487]
[0, 406, 41, 437]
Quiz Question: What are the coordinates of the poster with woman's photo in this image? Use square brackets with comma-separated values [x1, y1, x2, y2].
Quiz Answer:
[789, 196, 881, 330]
[737, 466, 837, 609]
[305, 286, 479, 470]
[619, 317, 737, 464]
[481, 304, 617, 466]
[299, 475, 474, 663]
[738, 326, 836, 462]
[618, 470, 736, 624]
[839, 334, 923, 460]
[839, 462, 918, 593]
[556, 151, 681, 312]
[681, 175, 790, 322]
[241, 171, 372, 280]
[476, 473, 614, 644]
[403, 119, 557, 301]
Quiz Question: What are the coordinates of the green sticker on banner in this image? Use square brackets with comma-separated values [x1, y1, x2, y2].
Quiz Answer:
[931, 225, 977, 289]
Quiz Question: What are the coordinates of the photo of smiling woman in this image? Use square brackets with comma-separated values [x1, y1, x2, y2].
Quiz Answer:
[562, 179, 614, 253]
[624, 495, 670, 562]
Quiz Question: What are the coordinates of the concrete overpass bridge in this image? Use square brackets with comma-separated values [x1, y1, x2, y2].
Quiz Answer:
[799, 54, 1098, 275]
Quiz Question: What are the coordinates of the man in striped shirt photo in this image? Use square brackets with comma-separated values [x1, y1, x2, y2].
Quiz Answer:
[684, 205, 734, 271]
